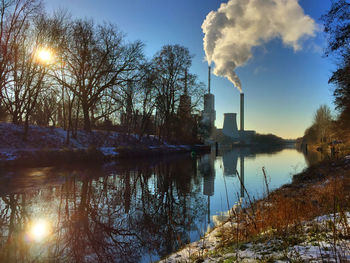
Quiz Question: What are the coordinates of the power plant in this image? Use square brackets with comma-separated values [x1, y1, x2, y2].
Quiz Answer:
[222, 91, 255, 143]
[202, 66, 255, 144]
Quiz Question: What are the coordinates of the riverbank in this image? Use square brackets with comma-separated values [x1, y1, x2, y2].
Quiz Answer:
[0, 122, 209, 167]
[159, 156, 350, 262]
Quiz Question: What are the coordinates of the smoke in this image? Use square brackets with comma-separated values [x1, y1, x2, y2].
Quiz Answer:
[202, 0, 317, 92]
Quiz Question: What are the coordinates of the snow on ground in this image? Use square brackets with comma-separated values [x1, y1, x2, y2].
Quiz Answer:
[159, 221, 232, 263]
[0, 150, 17, 161]
[0, 122, 191, 162]
[99, 147, 119, 157]
[0, 122, 163, 150]
[159, 213, 350, 263]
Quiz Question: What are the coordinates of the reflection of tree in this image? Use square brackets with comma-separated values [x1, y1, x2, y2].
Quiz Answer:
[143, 160, 204, 258]
[302, 150, 324, 167]
[0, 157, 206, 262]
[0, 193, 29, 262]
[51, 176, 144, 263]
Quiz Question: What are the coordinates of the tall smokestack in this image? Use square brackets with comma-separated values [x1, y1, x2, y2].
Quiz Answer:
[240, 93, 244, 131]
[208, 66, 211, 94]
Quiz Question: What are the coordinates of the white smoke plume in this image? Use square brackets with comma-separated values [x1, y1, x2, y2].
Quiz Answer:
[202, 0, 317, 92]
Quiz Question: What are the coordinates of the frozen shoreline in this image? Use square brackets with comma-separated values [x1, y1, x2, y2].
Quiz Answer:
[159, 157, 350, 263]
[0, 122, 209, 167]
[159, 213, 350, 263]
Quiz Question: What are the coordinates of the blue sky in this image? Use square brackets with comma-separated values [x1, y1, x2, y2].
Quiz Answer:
[45, 0, 335, 138]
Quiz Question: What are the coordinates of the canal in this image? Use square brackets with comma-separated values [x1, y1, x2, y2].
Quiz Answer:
[0, 147, 309, 262]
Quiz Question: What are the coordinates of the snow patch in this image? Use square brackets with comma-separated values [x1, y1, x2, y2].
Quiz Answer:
[0, 150, 17, 161]
[160, 212, 350, 263]
[99, 147, 119, 157]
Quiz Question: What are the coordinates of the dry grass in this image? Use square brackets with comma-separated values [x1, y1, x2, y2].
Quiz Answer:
[220, 158, 350, 248]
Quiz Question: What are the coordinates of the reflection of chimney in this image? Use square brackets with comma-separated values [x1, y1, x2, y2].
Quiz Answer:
[240, 156, 244, 198]
[208, 66, 211, 94]
[240, 93, 244, 131]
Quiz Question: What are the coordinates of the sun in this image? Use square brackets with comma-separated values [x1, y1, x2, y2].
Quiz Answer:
[35, 48, 54, 64]
[28, 219, 51, 242]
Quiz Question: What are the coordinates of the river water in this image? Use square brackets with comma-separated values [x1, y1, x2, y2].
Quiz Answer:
[0, 147, 309, 262]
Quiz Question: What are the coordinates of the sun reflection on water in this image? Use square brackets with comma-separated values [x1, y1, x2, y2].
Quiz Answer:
[27, 219, 51, 242]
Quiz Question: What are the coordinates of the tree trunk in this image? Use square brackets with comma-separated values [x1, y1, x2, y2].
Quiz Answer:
[23, 114, 29, 141]
[82, 102, 91, 132]
[66, 93, 75, 144]
[12, 114, 20, 125]
[62, 87, 66, 130]
[73, 100, 80, 138]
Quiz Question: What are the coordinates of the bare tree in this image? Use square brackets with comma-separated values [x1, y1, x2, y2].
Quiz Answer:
[152, 45, 191, 140]
[133, 63, 158, 138]
[1, 17, 50, 139]
[0, 0, 42, 93]
[118, 63, 158, 138]
[53, 19, 144, 132]
[152, 45, 204, 141]
[313, 104, 333, 143]
[31, 90, 59, 126]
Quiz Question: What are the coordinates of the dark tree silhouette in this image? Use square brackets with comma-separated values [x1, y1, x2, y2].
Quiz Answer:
[322, 0, 350, 138]
[1, 14, 50, 139]
[0, 0, 42, 93]
[322, 0, 350, 57]
[152, 45, 204, 142]
[53, 20, 144, 132]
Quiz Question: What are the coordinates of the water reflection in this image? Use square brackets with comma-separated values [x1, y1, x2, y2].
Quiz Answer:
[210, 147, 307, 226]
[0, 158, 207, 262]
[240, 155, 245, 198]
[221, 148, 263, 198]
[0, 148, 308, 262]
[198, 151, 215, 224]
[302, 149, 325, 166]
[27, 219, 51, 242]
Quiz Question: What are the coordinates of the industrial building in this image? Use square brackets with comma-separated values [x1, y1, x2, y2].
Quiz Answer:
[202, 66, 255, 144]
[221, 94, 256, 144]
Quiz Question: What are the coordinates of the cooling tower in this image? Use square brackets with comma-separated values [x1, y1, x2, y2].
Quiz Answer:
[222, 113, 239, 139]
[240, 93, 244, 131]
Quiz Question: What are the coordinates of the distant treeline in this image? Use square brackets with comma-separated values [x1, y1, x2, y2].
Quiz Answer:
[252, 133, 287, 146]
[217, 130, 291, 147]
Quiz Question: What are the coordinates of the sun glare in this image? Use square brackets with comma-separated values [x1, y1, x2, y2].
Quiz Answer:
[28, 219, 50, 242]
[36, 48, 54, 64]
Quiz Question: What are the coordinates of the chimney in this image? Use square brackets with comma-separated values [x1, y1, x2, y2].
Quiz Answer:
[240, 93, 244, 131]
[208, 66, 211, 94]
